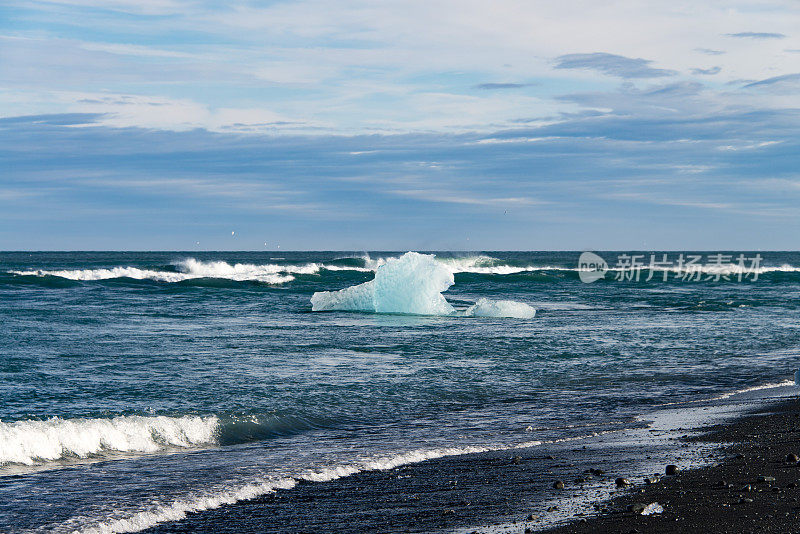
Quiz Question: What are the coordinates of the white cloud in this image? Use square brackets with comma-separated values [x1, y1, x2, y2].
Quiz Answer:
[389, 189, 545, 206]
[2, 0, 800, 132]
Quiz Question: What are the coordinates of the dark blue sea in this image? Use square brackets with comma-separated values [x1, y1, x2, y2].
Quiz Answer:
[2, 251, 799, 532]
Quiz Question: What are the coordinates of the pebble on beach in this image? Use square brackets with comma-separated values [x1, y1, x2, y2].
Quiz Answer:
[785, 453, 799, 464]
[553, 480, 564, 489]
[615, 477, 631, 487]
[665, 464, 679, 476]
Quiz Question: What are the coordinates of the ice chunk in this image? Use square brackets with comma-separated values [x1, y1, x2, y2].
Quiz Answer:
[311, 252, 455, 315]
[641, 502, 664, 515]
[465, 297, 536, 319]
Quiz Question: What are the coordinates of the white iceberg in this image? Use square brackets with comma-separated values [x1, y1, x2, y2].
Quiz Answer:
[311, 252, 536, 319]
[311, 252, 455, 315]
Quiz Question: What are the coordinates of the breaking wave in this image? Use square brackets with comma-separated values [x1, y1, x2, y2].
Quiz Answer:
[0, 412, 343, 468]
[0, 415, 219, 466]
[9, 259, 315, 284]
[9, 255, 798, 286]
[311, 252, 536, 318]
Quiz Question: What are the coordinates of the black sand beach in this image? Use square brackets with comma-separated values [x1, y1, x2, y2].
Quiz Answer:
[546, 397, 800, 534]
[145, 394, 800, 534]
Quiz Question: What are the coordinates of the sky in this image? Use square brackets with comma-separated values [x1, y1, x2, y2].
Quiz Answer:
[1, 0, 799, 250]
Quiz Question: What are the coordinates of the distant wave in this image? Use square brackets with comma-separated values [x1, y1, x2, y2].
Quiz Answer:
[0, 415, 219, 466]
[344, 254, 554, 274]
[9, 259, 312, 284]
[8, 256, 799, 284]
[331, 254, 800, 276]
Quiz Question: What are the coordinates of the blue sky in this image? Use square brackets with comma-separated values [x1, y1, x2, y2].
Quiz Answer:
[1, 0, 799, 250]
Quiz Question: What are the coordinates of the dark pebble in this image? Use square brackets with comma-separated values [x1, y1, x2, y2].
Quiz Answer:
[786, 453, 799, 463]
[627, 502, 647, 514]
[665, 464, 679, 476]
[616, 477, 631, 487]
[552, 480, 564, 489]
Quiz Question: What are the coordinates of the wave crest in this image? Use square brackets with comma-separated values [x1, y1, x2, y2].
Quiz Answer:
[0, 415, 219, 466]
[9, 259, 312, 284]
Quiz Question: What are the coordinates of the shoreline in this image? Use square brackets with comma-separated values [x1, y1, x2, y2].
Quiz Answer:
[142, 388, 800, 533]
[543, 396, 800, 534]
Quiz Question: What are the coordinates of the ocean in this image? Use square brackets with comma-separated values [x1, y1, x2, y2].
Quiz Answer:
[2, 251, 799, 533]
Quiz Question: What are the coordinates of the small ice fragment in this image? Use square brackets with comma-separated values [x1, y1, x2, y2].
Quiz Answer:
[641, 502, 663, 515]
[465, 297, 536, 319]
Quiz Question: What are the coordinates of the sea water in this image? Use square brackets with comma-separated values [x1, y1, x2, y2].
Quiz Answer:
[1, 251, 799, 532]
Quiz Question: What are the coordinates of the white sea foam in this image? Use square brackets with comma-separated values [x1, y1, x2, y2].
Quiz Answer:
[0, 415, 219, 466]
[644, 262, 800, 276]
[9, 259, 313, 284]
[465, 298, 537, 319]
[711, 379, 796, 401]
[10, 257, 799, 283]
[12, 266, 190, 282]
[79, 477, 298, 534]
[74, 439, 560, 534]
[70, 427, 630, 534]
